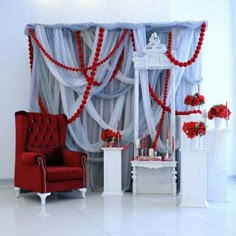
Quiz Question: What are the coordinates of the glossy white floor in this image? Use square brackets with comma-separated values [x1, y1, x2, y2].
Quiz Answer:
[0, 179, 236, 236]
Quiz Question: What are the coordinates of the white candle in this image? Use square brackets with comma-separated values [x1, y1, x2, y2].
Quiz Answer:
[172, 136, 175, 153]
[149, 148, 154, 157]
[166, 139, 169, 160]
[166, 126, 169, 140]
[135, 138, 140, 148]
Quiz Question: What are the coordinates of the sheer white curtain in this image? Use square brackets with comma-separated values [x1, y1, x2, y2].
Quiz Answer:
[25, 21, 205, 191]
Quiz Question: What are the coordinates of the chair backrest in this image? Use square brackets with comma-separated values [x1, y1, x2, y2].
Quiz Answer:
[15, 111, 68, 163]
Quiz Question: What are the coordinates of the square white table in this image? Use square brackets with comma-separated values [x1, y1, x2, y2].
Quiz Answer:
[131, 160, 177, 195]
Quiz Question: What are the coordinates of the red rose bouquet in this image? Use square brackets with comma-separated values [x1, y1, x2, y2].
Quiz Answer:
[184, 93, 205, 106]
[207, 104, 231, 120]
[182, 121, 206, 139]
[101, 129, 121, 143]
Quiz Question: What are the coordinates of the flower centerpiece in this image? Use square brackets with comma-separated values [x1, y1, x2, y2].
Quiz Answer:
[182, 121, 206, 139]
[207, 104, 231, 120]
[101, 129, 121, 147]
[184, 93, 205, 107]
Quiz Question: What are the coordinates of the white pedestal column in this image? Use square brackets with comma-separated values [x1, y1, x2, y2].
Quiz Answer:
[101, 147, 124, 196]
[204, 129, 230, 202]
[179, 149, 208, 208]
[178, 114, 204, 195]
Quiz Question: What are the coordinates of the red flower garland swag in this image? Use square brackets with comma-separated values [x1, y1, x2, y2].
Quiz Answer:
[67, 28, 104, 123]
[28, 28, 128, 73]
[28, 28, 128, 119]
[152, 70, 170, 150]
[166, 22, 206, 67]
[28, 36, 33, 71]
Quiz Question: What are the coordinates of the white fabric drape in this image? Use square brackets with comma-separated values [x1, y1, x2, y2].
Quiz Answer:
[25, 22, 205, 191]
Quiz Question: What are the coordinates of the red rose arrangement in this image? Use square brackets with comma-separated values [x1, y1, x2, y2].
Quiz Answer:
[207, 104, 231, 120]
[101, 129, 121, 143]
[184, 93, 205, 106]
[182, 121, 206, 139]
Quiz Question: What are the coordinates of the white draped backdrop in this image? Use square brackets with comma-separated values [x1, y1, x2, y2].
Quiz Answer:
[25, 21, 205, 191]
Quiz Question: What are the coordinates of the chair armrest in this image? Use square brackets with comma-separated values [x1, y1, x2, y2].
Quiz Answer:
[21, 152, 46, 165]
[62, 150, 87, 168]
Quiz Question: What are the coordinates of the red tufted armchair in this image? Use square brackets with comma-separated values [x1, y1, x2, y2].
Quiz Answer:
[14, 110, 87, 205]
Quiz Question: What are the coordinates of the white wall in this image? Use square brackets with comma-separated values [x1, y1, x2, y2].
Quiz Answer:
[0, 0, 235, 179]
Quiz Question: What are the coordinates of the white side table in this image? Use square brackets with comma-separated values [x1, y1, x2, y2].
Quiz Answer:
[204, 128, 230, 202]
[101, 147, 124, 196]
[179, 149, 208, 208]
[131, 161, 177, 195]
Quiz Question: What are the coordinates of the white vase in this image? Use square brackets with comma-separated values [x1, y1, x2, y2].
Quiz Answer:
[214, 117, 224, 129]
[188, 105, 198, 111]
[188, 105, 199, 111]
[107, 141, 115, 147]
[190, 136, 199, 149]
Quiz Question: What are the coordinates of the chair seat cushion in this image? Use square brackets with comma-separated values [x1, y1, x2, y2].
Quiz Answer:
[46, 166, 83, 182]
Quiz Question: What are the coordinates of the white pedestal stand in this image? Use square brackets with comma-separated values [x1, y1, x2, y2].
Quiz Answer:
[204, 128, 230, 202]
[179, 149, 208, 208]
[101, 147, 124, 196]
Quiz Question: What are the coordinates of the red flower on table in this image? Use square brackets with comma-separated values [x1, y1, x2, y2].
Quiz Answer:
[182, 121, 206, 139]
[184, 93, 205, 106]
[208, 104, 231, 120]
[101, 129, 121, 142]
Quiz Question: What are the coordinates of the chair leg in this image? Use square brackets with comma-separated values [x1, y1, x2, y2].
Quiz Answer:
[37, 193, 51, 205]
[79, 188, 87, 198]
[14, 187, 20, 198]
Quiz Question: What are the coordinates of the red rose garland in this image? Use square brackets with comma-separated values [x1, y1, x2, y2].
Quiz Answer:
[67, 27, 104, 123]
[28, 28, 129, 73]
[152, 70, 170, 150]
[130, 31, 136, 51]
[166, 22, 206, 67]
[109, 49, 125, 82]
[28, 28, 129, 118]
[28, 36, 33, 71]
